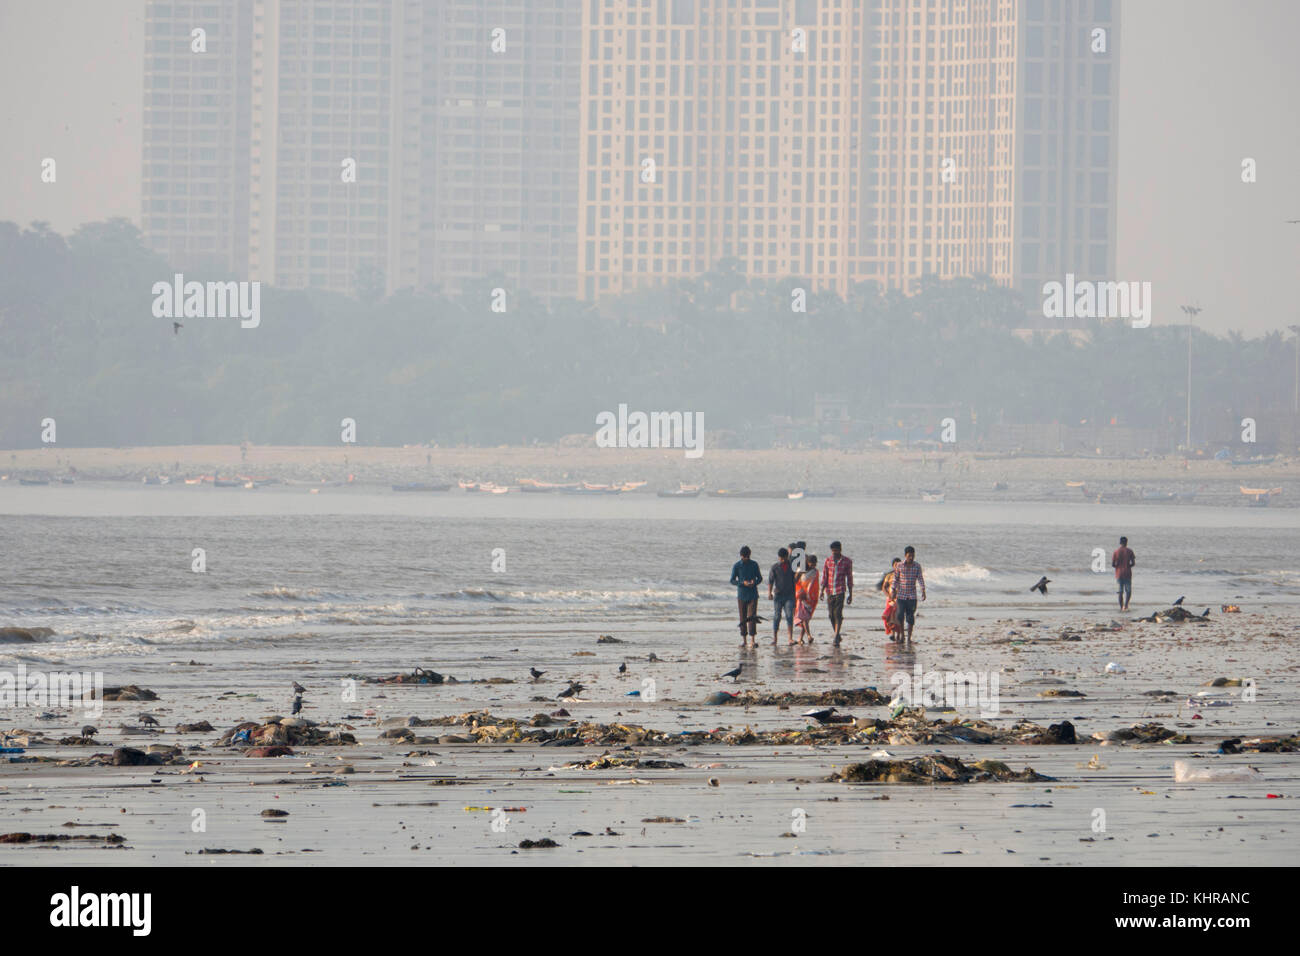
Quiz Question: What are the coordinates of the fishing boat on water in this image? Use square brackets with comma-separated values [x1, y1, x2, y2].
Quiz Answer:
[707, 489, 791, 499]
[18, 477, 50, 486]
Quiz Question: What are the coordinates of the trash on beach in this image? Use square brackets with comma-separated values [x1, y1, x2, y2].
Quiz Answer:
[1038, 689, 1086, 698]
[828, 755, 1054, 784]
[1104, 662, 1127, 674]
[1091, 723, 1190, 745]
[1173, 760, 1261, 783]
[84, 685, 159, 702]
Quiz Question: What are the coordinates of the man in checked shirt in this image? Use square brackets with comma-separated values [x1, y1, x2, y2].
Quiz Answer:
[890, 545, 927, 643]
[820, 540, 853, 646]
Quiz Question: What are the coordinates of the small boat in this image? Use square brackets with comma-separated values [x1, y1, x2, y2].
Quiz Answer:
[58, 476, 76, 484]
[478, 482, 510, 494]
[392, 482, 451, 492]
[787, 491, 805, 500]
[1229, 457, 1276, 467]
[459, 480, 479, 491]
[184, 477, 204, 485]
[213, 478, 241, 488]
[656, 488, 700, 498]
[142, 475, 171, 485]
[921, 492, 945, 503]
[1240, 485, 1281, 503]
[707, 489, 791, 499]
[18, 477, 50, 486]
[1065, 480, 1086, 487]
[563, 484, 620, 495]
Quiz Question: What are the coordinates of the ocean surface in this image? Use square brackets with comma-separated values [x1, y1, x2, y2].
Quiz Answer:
[3, 483, 1298, 677]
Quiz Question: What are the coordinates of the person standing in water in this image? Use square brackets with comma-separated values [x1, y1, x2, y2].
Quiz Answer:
[730, 546, 763, 645]
[768, 547, 797, 645]
[794, 553, 820, 643]
[891, 546, 926, 642]
[1112, 535, 1136, 611]
[820, 541, 854, 646]
[878, 557, 902, 642]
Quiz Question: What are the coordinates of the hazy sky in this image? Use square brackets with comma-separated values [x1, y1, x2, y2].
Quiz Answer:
[1, 0, 1296, 335]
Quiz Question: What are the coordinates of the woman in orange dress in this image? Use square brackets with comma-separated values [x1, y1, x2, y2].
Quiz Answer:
[794, 555, 820, 644]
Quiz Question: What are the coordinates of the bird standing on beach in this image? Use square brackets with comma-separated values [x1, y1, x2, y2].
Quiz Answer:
[1030, 576, 1051, 595]
[1172, 596, 1185, 606]
[80, 725, 97, 738]
[172, 321, 182, 335]
[529, 667, 545, 681]
[138, 714, 159, 727]
[802, 707, 854, 725]
[291, 695, 303, 716]
[292, 681, 307, 694]
[557, 682, 584, 700]
[720, 665, 743, 683]
[1200, 607, 1210, 618]
[618, 662, 627, 677]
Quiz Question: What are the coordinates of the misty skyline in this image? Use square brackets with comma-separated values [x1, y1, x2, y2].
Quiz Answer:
[1, 1, 1298, 334]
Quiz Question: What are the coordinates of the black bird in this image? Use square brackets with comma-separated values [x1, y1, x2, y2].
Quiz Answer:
[292, 681, 307, 694]
[529, 667, 545, 681]
[557, 682, 584, 699]
[137, 714, 159, 727]
[172, 321, 182, 335]
[1030, 576, 1050, 595]
[80, 725, 97, 738]
[291, 695, 303, 715]
[802, 707, 854, 725]
[1172, 596, 1185, 606]
[1201, 608, 1210, 618]
[720, 665, 743, 682]
[618, 662, 627, 677]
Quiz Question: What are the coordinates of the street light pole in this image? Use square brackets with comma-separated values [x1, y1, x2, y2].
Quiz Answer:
[1180, 305, 1202, 451]
[1290, 324, 1300, 417]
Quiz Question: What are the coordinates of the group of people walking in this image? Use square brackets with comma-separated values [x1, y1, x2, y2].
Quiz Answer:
[730, 541, 926, 647]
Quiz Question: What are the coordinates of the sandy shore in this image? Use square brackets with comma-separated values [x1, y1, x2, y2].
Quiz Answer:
[3, 444, 1296, 506]
[3, 605, 1296, 866]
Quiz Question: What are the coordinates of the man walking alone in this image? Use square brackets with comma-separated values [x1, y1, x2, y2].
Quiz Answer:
[1112, 535, 1136, 611]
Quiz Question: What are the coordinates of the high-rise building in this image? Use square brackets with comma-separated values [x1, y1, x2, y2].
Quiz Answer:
[140, 0, 581, 299]
[576, 0, 1119, 310]
[141, 0, 264, 278]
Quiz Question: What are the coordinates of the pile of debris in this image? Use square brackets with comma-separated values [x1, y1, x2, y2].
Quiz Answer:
[215, 717, 356, 752]
[404, 709, 1090, 749]
[828, 755, 1055, 784]
[712, 687, 890, 708]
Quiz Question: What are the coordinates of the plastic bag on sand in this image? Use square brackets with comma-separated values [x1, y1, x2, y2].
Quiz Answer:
[1173, 760, 1259, 783]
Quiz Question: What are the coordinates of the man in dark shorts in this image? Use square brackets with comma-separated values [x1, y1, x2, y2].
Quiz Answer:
[730, 545, 762, 645]
[768, 547, 797, 644]
[820, 540, 854, 645]
[891, 545, 926, 642]
[1111, 535, 1136, 611]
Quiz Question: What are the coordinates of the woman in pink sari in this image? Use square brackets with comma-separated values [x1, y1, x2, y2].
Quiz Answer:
[794, 555, 819, 644]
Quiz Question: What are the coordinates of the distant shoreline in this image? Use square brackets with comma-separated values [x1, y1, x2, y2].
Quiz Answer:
[1, 444, 1293, 507]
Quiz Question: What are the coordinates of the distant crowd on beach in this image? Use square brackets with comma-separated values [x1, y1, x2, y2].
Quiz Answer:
[729, 533, 1141, 647]
[729, 541, 926, 647]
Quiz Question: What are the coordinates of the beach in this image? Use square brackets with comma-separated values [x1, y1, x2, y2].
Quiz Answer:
[1, 467, 1298, 866]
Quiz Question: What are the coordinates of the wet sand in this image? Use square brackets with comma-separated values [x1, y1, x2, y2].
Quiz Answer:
[3, 606, 1296, 866]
